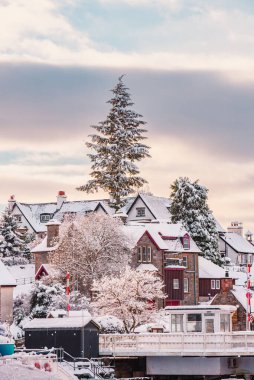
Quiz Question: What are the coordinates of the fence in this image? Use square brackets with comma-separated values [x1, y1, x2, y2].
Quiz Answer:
[100, 332, 254, 357]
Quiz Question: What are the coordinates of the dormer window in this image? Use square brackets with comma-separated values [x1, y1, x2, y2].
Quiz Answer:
[183, 235, 190, 250]
[136, 207, 145, 217]
[14, 215, 22, 223]
[40, 214, 51, 223]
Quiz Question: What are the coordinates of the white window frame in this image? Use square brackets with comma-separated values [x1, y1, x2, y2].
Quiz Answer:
[14, 215, 22, 222]
[173, 278, 180, 290]
[142, 246, 147, 262]
[211, 280, 216, 290]
[183, 237, 190, 250]
[137, 247, 142, 262]
[136, 207, 145, 217]
[216, 280, 220, 289]
[184, 278, 189, 293]
[146, 246, 152, 262]
[182, 256, 188, 268]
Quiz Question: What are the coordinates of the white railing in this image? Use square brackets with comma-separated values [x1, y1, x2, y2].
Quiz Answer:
[99, 332, 254, 357]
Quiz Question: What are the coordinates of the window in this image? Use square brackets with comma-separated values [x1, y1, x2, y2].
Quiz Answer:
[220, 314, 230, 332]
[14, 215, 22, 222]
[40, 214, 51, 223]
[211, 280, 215, 290]
[138, 247, 142, 262]
[136, 207, 145, 217]
[182, 256, 188, 268]
[184, 278, 189, 293]
[171, 314, 183, 332]
[187, 314, 202, 332]
[216, 280, 220, 289]
[166, 258, 181, 267]
[183, 236, 190, 250]
[173, 279, 180, 290]
[138, 246, 152, 263]
[146, 247, 152, 262]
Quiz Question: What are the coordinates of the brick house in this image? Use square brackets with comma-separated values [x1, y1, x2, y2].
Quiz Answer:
[127, 222, 200, 306]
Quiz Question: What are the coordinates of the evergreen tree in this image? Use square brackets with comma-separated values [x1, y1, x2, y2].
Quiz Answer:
[29, 280, 66, 318]
[78, 76, 150, 210]
[170, 177, 221, 265]
[0, 209, 32, 265]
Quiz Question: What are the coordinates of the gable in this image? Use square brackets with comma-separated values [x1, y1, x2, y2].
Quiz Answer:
[127, 196, 155, 222]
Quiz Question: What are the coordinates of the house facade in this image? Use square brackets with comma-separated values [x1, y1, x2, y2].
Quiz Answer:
[128, 223, 200, 306]
[0, 261, 16, 322]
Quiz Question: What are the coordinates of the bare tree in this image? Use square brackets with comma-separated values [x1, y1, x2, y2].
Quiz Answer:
[92, 267, 166, 333]
[50, 213, 131, 295]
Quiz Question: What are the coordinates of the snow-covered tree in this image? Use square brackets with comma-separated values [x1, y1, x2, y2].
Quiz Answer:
[50, 213, 131, 295]
[78, 76, 150, 210]
[29, 279, 66, 318]
[0, 209, 32, 265]
[13, 293, 31, 326]
[170, 177, 221, 265]
[92, 267, 166, 333]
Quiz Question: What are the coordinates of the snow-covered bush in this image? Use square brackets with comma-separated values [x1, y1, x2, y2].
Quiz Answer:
[92, 267, 166, 333]
[95, 315, 124, 334]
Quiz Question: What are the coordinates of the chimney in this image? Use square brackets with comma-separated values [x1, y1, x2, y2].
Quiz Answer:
[57, 191, 67, 210]
[227, 221, 243, 236]
[8, 195, 16, 211]
[245, 230, 253, 243]
[46, 219, 61, 248]
[221, 278, 233, 292]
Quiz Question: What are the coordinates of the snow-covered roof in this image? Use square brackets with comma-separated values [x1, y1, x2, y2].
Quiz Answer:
[31, 237, 58, 253]
[123, 222, 201, 253]
[198, 256, 239, 279]
[137, 263, 158, 271]
[0, 260, 16, 286]
[47, 309, 91, 318]
[231, 286, 254, 311]
[220, 232, 254, 254]
[138, 194, 171, 220]
[35, 264, 59, 279]
[15, 199, 114, 233]
[165, 305, 236, 312]
[8, 264, 35, 281]
[24, 316, 98, 329]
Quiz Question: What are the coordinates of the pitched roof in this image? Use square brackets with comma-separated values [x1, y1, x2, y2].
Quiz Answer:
[220, 232, 254, 254]
[123, 222, 201, 253]
[24, 317, 98, 329]
[0, 260, 17, 286]
[198, 256, 238, 279]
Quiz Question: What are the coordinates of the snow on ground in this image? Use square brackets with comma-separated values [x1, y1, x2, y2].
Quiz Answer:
[0, 363, 61, 380]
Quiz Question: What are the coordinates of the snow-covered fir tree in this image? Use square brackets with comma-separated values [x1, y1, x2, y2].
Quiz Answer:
[92, 267, 166, 333]
[0, 209, 31, 265]
[29, 279, 66, 318]
[170, 177, 221, 265]
[78, 76, 150, 210]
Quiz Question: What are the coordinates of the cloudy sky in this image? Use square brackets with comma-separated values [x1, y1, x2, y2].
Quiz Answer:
[1, 0, 254, 230]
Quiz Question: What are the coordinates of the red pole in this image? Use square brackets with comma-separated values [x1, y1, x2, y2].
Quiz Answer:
[66, 272, 71, 317]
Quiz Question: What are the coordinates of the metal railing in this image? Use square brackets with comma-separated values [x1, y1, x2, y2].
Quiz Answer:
[16, 277, 34, 285]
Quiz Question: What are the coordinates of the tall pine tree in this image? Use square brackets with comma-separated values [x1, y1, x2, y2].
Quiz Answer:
[78, 76, 150, 210]
[170, 177, 221, 265]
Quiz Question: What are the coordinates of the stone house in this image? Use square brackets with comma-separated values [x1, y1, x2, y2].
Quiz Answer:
[0, 261, 16, 322]
[211, 278, 252, 331]
[126, 222, 200, 306]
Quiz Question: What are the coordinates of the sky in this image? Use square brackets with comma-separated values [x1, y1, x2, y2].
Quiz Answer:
[1, 0, 254, 230]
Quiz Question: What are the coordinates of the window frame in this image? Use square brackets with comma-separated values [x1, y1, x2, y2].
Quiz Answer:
[146, 246, 152, 262]
[184, 278, 189, 293]
[182, 256, 188, 268]
[215, 279, 220, 290]
[136, 207, 146, 217]
[211, 279, 216, 290]
[137, 247, 142, 262]
[183, 236, 190, 250]
[40, 214, 51, 223]
[173, 278, 180, 290]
